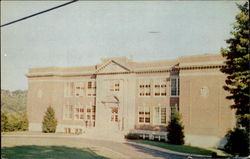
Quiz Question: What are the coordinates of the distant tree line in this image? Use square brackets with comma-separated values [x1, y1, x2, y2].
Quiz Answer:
[1, 89, 28, 132]
[1, 89, 27, 113]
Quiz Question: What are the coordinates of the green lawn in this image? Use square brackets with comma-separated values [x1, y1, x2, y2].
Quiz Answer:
[1, 145, 108, 159]
[1, 131, 77, 136]
[131, 140, 230, 157]
[1, 136, 126, 159]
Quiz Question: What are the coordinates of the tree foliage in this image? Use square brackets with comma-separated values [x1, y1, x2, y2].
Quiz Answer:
[1, 89, 27, 113]
[166, 111, 185, 145]
[42, 106, 57, 133]
[224, 127, 249, 156]
[220, 2, 249, 130]
[1, 111, 8, 132]
[1, 111, 29, 132]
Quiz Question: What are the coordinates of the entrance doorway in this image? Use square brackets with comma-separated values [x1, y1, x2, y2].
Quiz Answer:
[109, 107, 119, 130]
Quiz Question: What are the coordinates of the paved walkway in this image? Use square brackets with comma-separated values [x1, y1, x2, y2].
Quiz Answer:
[2, 134, 211, 159]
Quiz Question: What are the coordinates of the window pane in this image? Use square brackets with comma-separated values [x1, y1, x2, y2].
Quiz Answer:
[145, 117, 150, 123]
[154, 107, 160, 124]
[171, 78, 177, 96]
[161, 108, 166, 124]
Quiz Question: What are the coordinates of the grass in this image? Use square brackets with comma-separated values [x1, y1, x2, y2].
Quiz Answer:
[1, 145, 108, 159]
[130, 140, 230, 157]
[1, 136, 127, 159]
[1, 131, 78, 136]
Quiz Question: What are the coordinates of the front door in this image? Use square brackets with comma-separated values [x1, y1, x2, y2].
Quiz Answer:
[109, 107, 119, 130]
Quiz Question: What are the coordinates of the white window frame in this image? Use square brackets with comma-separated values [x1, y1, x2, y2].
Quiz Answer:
[64, 81, 85, 97]
[74, 82, 84, 97]
[170, 77, 179, 97]
[138, 104, 150, 124]
[153, 79, 167, 97]
[109, 80, 120, 92]
[63, 103, 74, 120]
[153, 104, 167, 125]
[74, 103, 84, 120]
[85, 102, 95, 122]
[64, 81, 74, 97]
[138, 79, 151, 97]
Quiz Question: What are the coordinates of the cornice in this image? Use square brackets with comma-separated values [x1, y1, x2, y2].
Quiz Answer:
[178, 64, 225, 70]
[26, 64, 225, 78]
[26, 72, 94, 78]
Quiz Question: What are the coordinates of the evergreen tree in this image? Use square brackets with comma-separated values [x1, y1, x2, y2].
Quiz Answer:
[42, 106, 57, 133]
[220, 2, 249, 130]
[167, 111, 185, 145]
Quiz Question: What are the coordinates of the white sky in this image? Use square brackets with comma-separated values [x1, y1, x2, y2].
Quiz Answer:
[1, 1, 244, 91]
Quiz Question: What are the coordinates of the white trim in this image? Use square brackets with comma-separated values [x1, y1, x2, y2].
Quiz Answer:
[179, 61, 223, 67]
[180, 72, 223, 77]
[135, 76, 169, 79]
[26, 71, 94, 77]
[134, 66, 172, 72]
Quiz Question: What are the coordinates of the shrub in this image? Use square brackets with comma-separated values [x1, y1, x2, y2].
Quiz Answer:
[1, 111, 28, 132]
[224, 127, 249, 156]
[1, 111, 9, 132]
[125, 133, 140, 140]
[18, 113, 29, 131]
[166, 110, 185, 145]
[42, 106, 57, 133]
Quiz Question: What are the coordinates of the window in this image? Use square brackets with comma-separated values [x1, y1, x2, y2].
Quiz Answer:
[83, 104, 96, 128]
[138, 79, 151, 96]
[74, 104, 84, 120]
[92, 105, 96, 120]
[153, 105, 167, 125]
[110, 80, 120, 92]
[64, 81, 84, 97]
[86, 104, 95, 122]
[64, 103, 96, 127]
[75, 82, 84, 96]
[154, 79, 167, 96]
[138, 105, 150, 124]
[87, 81, 96, 96]
[171, 77, 179, 96]
[64, 82, 75, 97]
[64, 104, 73, 120]
[86, 108, 91, 120]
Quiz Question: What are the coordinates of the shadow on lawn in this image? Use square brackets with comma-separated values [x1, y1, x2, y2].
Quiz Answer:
[1, 145, 108, 159]
[125, 143, 211, 159]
